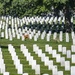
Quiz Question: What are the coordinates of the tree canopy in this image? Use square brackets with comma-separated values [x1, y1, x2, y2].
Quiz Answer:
[0, 0, 74, 17]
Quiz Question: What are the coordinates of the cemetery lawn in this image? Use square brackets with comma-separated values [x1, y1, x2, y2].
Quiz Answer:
[0, 33, 72, 49]
[0, 33, 73, 75]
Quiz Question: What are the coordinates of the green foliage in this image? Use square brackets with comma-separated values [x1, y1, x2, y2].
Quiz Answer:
[53, 0, 67, 3]
[0, 3, 3, 15]
[43, 0, 51, 6]
[0, 0, 74, 17]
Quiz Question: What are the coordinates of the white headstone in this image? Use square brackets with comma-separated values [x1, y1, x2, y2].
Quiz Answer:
[56, 54, 61, 63]
[58, 71, 63, 75]
[52, 50, 57, 58]
[17, 64, 23, 74]
[9, 35, 13, 41]
[71, 17, 73, 23]
[43, 74, 49, 75]
[66, 33, 69, 42]
[34, 35, 37, 41]
[48, 60, 53, 70]
[35, 65, 40, 75]
[53, 32, 57, 40]
[67, 50, 71, 58]
[58, 45, 62, 52]
[45, 44, 49, 52]
[1, 32, 4, 38]
[38, 49, 42, 57]
[73, 36, 75, 45]
[71, 31, 74, 39]
[29, 34, 32, 39]
[22, 35, 25, 41]
[41, 53, 46, 62]
[53, 17, 57, 24]
[58, 17, 61, 22]
[23, 73, 28, 75]
[72, 55, 75, 63]
[44, 57, 49, 66]
[71, 66, 75, 75]
[59, 31, 63, 41]
[60, 57, 65, 66]
[46, 34, 50, 41]
[65, 61, 70, 71]
[41, 34, 45, 39]
[17, 34, 20, 39]
[48, 46, 52, 54]
[71, 45, 75, 52]
[3, 72, 9, 75]
[62, 47, 66, 55]
[52, 66, 58, 75]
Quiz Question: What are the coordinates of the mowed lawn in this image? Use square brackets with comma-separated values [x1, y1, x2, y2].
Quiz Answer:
[0, 33, 73, 49]
[0, 13, 75, 75]
[0, 33, 74, 75]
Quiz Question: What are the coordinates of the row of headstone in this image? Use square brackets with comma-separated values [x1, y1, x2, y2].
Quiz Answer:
[58, 44, 75, 52]
[0, 16, 74, 43]
[8, 44, 30, 75]
[0, 16, 74, 34]
[33, 44, 75, 73]
[8, 44, 23, 74]
[3, 15, 74, 25]
[0, 23, 73, 43]
[1, 44, 75, 75]
[53, 31, 70, 42]
[0, 48, 10, 75]
[47, 44, 75, 65]
[20, 44, 40, 75]
[0, 48, 6, 74]
[71, 66, 75, 75]
[45, 44, 71, 69]
[33, 44, 65, 75]
[1, 18, 74, 44]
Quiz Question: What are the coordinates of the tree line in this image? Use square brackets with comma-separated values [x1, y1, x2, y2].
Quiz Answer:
[0, 0, 74, 18]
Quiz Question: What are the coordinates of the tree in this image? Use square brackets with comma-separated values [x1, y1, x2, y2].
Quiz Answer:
[0, 0, 74, 17]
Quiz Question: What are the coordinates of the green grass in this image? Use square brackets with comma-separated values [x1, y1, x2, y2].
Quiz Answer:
[0, 33, 72, 48]
[0, 15, 75, 75]
[0, 33, 74, 75]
